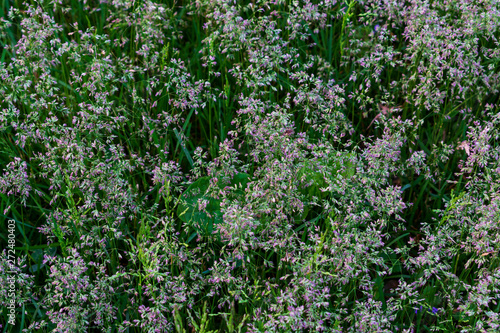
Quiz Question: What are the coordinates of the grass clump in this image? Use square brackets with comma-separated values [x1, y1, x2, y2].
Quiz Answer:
[1, 0, 500, 332]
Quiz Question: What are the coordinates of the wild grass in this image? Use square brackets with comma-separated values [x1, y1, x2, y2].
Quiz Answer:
[0, 0, 499, 332]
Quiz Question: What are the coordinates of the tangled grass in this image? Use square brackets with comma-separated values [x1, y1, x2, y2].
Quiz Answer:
[0, 0, 499, 332]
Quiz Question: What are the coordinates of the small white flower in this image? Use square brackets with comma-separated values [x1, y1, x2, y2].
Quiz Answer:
[457, 141, 470, 156]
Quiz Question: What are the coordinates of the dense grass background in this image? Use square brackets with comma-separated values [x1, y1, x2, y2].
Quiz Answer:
[1, 0, 499, 331]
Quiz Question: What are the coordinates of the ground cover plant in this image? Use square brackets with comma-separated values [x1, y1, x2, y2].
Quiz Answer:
[0, 0, 499, 331]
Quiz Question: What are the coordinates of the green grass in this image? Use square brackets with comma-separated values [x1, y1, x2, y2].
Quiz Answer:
[1, 0, 500, 331]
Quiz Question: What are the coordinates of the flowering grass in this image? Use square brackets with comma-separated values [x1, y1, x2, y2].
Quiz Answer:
[0, 0, 499, 332]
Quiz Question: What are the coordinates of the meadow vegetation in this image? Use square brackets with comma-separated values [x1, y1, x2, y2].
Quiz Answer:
[0, 0, 499, 331]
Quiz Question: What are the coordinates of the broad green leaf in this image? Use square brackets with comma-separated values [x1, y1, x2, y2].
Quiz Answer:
[176, 173, 250, 237]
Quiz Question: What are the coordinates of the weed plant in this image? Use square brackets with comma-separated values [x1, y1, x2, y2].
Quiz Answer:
[0, 0, 499, 332]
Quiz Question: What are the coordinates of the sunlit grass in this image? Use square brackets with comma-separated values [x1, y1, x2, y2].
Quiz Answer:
[1, 0, 499, 331]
